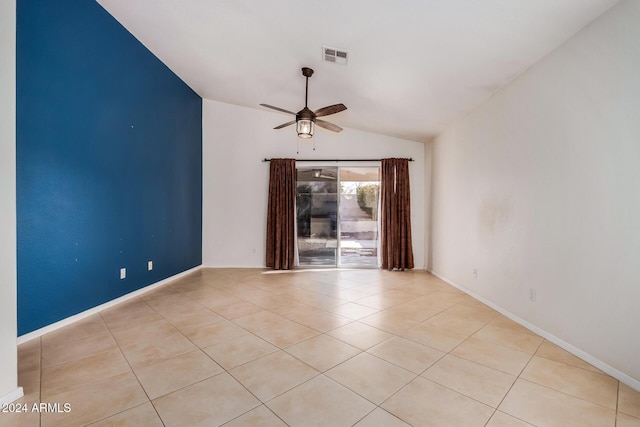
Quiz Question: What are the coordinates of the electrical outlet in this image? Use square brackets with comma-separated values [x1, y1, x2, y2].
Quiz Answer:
[529, 288, 536, 302]
[148, 261, 153, 271]
[120, 268, 126, 279]
[473, 268, 478, 278]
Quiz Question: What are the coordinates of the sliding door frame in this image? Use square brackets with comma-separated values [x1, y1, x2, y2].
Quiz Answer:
[296, 161, 381, 269]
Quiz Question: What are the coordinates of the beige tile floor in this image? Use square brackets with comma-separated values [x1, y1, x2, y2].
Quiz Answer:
[3, 268, 640, 427]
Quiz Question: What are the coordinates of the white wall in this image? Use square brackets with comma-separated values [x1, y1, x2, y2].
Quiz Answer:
[430, 0, 640, 386]
[424, 138, 434, 271]
[0, 0, 20, 403]
[203, 99, 425, 268]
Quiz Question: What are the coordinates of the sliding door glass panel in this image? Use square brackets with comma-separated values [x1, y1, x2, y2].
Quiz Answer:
[296, 167, 338, 266]
[339, 167, 380, 267]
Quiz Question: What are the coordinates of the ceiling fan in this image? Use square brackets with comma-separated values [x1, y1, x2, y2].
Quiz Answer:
[310, 168, 336, 180]
[260, 67, 347, 138]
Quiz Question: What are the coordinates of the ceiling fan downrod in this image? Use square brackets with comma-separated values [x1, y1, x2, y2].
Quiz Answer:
[297, 67, 315, 127]
[301, 67, 314, 109]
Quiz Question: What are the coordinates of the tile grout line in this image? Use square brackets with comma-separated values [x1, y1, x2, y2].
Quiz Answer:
[485, 336, 546, 426]
[614, 381, 620, 427]
[142, 279, 318, 423]
[517, 338, 621, 413]
[409, 312, 533, 426]
[97, 310, 168, 427]
[223, 277, 412, 422]
[101, 289, 267, 426]
[220, 404, 291, 427]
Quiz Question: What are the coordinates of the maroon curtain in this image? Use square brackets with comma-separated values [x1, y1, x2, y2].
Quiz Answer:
[380, 158, 414, 270]
[266, 159, 296, 270]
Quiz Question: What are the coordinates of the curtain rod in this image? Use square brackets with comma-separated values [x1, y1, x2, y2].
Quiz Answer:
[263, 158, 414, 162]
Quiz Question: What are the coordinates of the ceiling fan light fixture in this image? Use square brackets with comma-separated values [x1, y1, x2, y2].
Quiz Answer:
[297, 119, 314, 139]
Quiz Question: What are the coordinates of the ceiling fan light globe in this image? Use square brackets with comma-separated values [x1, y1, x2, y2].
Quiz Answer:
[297, 119, 314, 139]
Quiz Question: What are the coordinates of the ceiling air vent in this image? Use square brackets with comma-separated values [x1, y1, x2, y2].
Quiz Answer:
[323, 46, 348, 65]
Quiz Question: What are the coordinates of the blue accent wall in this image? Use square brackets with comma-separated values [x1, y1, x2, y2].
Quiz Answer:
[16, 0, 202, 335]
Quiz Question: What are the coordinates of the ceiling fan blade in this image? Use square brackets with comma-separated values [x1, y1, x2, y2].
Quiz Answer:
[274, 120, 296, 130]
[314, 103, 347, 117]
[260, 104, 296, 115]
[316, 119, 343, 133]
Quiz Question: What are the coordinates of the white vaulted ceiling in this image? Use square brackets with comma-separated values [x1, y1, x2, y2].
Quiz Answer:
[97, 0, 620, 142]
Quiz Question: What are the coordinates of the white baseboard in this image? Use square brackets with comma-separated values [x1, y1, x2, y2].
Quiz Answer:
[201, 264, 427, 270]
[201, 264, 266, 269]
[0, 387, 24, 406]
[17, 266, 202, 345]
[428, 269, 640, 392]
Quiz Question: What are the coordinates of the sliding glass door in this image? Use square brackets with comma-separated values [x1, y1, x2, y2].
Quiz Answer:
[338, 167, 380, 267]
[296, 167, 338, 266]
[296, 166, 380, 267]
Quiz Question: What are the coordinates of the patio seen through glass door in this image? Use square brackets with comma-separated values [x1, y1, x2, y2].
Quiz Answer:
[296, 166, 380, 267]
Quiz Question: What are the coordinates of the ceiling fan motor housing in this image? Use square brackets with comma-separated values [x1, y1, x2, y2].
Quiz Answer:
[296, 107, 315, 122]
